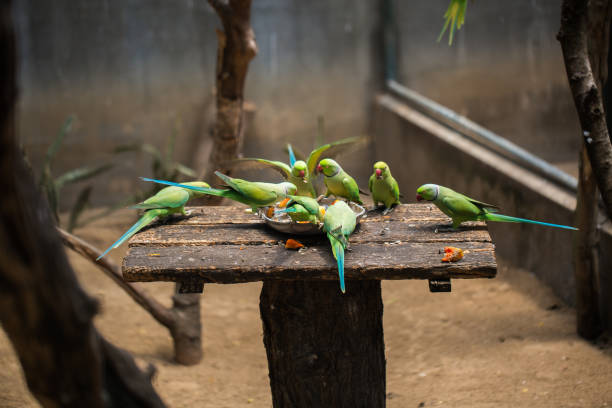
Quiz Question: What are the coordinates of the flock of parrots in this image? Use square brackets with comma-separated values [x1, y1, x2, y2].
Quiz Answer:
[97, 137, 577, 294]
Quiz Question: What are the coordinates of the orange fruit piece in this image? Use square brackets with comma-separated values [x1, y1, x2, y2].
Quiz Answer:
[278, 198, 291, 208]
[285, 239, 304, 249]
[266, 207, 275, 218]
[441, 246, 464, 262]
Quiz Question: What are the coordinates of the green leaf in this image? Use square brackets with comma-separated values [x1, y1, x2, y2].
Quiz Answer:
[44, 115, 74, 168]
[113, 143, 143, 153]
[54, 163, 113, 190]
[44, 182, 59, 223]
[67, 186, 92, 232]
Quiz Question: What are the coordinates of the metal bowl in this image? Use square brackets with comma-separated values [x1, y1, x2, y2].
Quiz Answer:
[259, 197, 366, 235]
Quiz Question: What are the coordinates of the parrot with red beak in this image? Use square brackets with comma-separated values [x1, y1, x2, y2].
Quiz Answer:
[317, 158, 363, 204]
[416, 183, 577, 230]
[228, 136, 362, 198]
[369, 161, 400, 214]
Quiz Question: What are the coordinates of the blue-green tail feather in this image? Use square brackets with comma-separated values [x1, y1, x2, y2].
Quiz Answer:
[141, 177, 225, 197]
[287, 144, 296, 167]
[97, 209, 165, 260]
[485, 213, 577, 231]
[275, 207, 297, 214]
[327, 233, 346, 293]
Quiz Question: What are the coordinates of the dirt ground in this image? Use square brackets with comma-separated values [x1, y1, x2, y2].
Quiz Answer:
[1, 209, 611, 408]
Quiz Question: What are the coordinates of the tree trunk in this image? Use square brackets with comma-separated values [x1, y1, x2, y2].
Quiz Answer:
[59, 228, 203, 365]
[559, 0, 612, 339]
[558, 0, 612, 220]
[0, 2, 165, 406]
[260, 280, 386, 408]
[200, 0, 257, 202]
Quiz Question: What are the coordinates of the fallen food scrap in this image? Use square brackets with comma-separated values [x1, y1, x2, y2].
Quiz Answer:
[441, 246, 464, 262]
[285, 239, 304, 249]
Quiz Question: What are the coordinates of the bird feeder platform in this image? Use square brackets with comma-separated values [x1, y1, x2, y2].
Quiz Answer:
[122, 204, 496, 408]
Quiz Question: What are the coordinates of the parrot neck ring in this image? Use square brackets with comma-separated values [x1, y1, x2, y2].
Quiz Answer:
[327, 166, 341, 177]
[432, 184, 439, 200]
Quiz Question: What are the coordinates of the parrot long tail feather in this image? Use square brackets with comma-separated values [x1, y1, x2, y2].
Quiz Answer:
[97, 209, 165, 260]
[327, 233, 346, 294]
[484, 213, 577, 231]
[287, 144, 297, 167]
[141, 177, 228, 197]
[275, 207, 297, 214]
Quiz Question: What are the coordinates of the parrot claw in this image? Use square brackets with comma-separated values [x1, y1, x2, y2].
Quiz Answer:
[183, 209, 193, 216]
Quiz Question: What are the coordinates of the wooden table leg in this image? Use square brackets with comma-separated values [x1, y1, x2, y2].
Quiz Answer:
[260, 280, 386, 408]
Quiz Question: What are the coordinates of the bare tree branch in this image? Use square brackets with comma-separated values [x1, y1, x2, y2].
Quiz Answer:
[58, 227, 203, 365]
[558, 0, 612, 220]
[58, 227, 175, 328]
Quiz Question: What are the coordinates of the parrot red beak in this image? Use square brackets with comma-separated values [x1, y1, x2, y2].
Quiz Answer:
[299, 170, 305, 177]
[416, 194, 423, 201]
[316, 164, 323, 173]
[375, 169, 382, 179]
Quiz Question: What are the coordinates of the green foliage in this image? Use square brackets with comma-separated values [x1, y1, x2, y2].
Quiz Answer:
[438, 0, 468, 46]
[114, 122, 196, 201]
[39, 115, 113, 231]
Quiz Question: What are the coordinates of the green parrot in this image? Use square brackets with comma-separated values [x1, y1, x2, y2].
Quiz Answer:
[97, 181, 210, 260]
[317, 158, 363, 205]
[275, 195, 326, 223]
[415, 184, 577, 230]
[369, 161, 400, 214]
[142, 171, 297, 212]
[438, 0, 468, 46]
[233, 136, 362, 198]
[323, 200, 357, 293]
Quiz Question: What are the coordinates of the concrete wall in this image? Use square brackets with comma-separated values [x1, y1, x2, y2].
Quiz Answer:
[374, 94, 612, 331]
[392, 0, 580, 167]
[14, 0, 379, 208]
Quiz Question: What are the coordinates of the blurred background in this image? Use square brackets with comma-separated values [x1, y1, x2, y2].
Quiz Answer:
[13, 0, 609, 320]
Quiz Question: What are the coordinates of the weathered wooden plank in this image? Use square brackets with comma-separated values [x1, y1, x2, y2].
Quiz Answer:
[128, 220, 491, 247]
[122, 241, 496, 283]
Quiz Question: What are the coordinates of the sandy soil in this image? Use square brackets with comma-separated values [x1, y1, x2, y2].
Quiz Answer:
[1, 209, 611, 408]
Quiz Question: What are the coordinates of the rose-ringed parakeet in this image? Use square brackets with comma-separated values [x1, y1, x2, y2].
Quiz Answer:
[275, 195, 326, 223]
[97, 181, 210, 260]
[317, 158, 363, 204]
[369, 161, 400, 214]
[323, 200, 357, 293]
[233, 136, 362, 198]
[415, 184, 577, 230]
[142, 171, 297, 212]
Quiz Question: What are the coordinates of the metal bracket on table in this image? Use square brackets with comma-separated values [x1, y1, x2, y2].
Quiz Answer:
[176, 281, 204, 294]
[428, 278, 451, 292]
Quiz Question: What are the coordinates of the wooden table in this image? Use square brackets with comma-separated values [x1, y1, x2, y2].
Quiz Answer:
[123, 204, 496, 408]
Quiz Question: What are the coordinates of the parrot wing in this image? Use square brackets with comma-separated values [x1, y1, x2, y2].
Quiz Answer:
[307, 136, 364, 175]
[228, 158, 291, 179]
[287, 195, 320, 214]
[132, 187, 190, 210]
[215, 171, 278, 203]
[460, 193, 500, 212]
[392, 178, 401, 202]
[440, 194, 482, 218]
[368, 174, 374, 193]
[342, 177, 361, 200]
